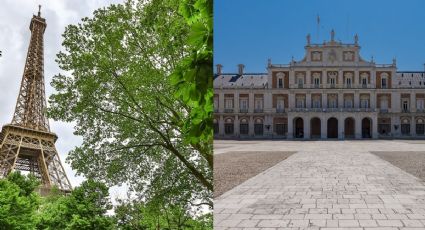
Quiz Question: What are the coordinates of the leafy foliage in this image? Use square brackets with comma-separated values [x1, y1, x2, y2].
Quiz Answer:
[37, 179, 114, 230]
[48, 0, 212, 210]
[0, 172, 40, 230]
[114, 199, 212, 230]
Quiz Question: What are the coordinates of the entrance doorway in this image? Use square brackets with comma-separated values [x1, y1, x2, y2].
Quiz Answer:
[327, 117, 338, 138]
[294, 117, 304, 138]
[310, 117, 321, 138]
[362, 118, 372, 138]
[344, 117, 355, 138]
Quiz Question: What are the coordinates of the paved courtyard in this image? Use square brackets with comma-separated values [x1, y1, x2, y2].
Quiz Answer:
[214, 140, 425, 230]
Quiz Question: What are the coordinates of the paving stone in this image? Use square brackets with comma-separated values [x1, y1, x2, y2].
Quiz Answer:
[214, 141, 425, 228]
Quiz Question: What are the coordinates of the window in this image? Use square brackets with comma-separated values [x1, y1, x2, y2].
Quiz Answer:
[313, 99, 321, 108]
[297, 77, 304, 88]
[346, 77, 352, 88]
[254, 120, 263, 135]
[240, 123, 249, 135]
[382, 77, 387, 89]
[345, 100, 353, 108]
[214, 97, 219, 111]
[240, 99, 248, 109]
[360, 99, 369, 108]
[296, 99, 305, 108]
[362, 77, 367, 87]
[213, 120, 219, 134]
[416, 121, 425, 135]
[403, 100, 409, 112]
[329, 77, 336, 87]
[225, 99, 233, 109]
[277, 99, 284, 112]
[275, 124, 287, 135]
[314, 77, 320, 88]
[381, 98, 388, 110]
[224, 123, 234, 135]
[401, 120, 410, 135]
[328, 99, 337, 108]
[417, 99, 424, 111]
[255, 98, 263, 111]
[278, 78, 283, 88]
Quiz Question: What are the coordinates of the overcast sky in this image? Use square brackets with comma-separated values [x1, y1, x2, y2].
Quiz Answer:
[0, 0, 125, 198]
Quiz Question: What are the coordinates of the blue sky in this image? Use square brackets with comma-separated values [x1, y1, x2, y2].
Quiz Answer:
[214, 0, 425, 73]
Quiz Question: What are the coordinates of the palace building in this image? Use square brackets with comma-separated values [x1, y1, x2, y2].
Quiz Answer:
[214, 30, 425, 139]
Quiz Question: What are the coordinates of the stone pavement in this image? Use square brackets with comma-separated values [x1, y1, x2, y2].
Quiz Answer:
[214, 140, 425, 230]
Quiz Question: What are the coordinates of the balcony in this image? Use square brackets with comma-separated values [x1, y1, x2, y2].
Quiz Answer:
[289, 83, 375, 89]
[276, 108, 285, 113]
[239, 108, 248, 113]
[254, 108, 264, 113]
[224, 108, 234, 113]
[401, 109, 410, 113]
[380, 109, 389, 113]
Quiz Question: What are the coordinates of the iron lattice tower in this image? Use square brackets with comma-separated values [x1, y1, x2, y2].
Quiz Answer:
[0, 7, 72, 192]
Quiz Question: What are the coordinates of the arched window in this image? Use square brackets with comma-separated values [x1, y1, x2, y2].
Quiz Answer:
[277, 72, 285, 88]
[254, 118, 264, 136]
[381, 73, 388, 89]
[240, 118, 249, 135]
[224, 118, 234, 135]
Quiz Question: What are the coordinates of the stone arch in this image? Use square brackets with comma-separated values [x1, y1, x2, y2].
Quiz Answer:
[254, 117, 264, 136]
[401, 117, 411, 136]
[416, 117, 425, 135]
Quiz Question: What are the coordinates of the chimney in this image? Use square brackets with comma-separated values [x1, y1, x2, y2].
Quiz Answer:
[238, 64, 245, 75]
[216, 64, 223, 75]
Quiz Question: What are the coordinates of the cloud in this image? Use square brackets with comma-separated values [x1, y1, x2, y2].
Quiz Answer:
[0, 0, 127, 200]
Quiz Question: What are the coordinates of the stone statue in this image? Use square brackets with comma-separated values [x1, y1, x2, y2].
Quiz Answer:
[331, 29, 335, 41]
[306, 33, 311, 45]
[354, 34, 358, 44]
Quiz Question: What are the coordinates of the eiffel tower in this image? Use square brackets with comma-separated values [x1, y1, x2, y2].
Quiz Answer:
[0, 6, 72, 193]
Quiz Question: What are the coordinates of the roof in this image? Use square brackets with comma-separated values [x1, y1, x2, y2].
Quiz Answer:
[214, 73, 268, 89]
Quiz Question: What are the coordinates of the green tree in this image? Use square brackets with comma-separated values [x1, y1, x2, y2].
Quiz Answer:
[37, 179, 114, 230]
[48, 0, 212, 209]
[0, 172, 40, 230]
[114, 199, 212, 230]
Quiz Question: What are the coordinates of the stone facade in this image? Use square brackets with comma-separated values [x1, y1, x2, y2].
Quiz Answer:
[214, 31, 425, 139]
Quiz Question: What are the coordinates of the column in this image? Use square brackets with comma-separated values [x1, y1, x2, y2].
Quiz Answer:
[287, 114, 294, 139]
[321, 116, 327, 139]
[306, 70, 311, 87]
[289, 70, 295, 86]
[354, 91, 360, 109]
[322, 93, 328, 109]
[392, 92, 401, 113]
[410, 93, 416, 112]
[219, 115, 224, 136]
[355, 116, 362, 139]
[411, 115, 416, 136]
[219, 92, 224, 112]
[289, 93, 295, 108]
[391, 115, 399, 137]
[372, 115, 378, 139]
[235, 92, 240, 113]
[370, 92, 376, 110]
[371, 70, 376, 88]
[338, 93, 344, 108]
[234, 115, 239, 137]
[338, 116, 344, 139]
[354, 70, 359, 87]
[249, 116, 254, 136]
[264, 92, 272, 113]
[304, 115, 310, 139]
[338, 69, 343, 87]
[248, 92, 254, 113]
